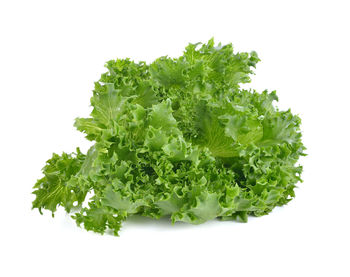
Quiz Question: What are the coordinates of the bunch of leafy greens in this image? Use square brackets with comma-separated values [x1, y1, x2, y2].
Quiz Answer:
[32, 39, 305, 236]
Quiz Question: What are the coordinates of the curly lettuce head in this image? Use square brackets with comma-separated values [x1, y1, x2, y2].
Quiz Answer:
[33, 39, 305, 235]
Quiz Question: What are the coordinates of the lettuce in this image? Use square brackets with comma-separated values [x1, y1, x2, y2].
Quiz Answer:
[32, 39, 305, 235]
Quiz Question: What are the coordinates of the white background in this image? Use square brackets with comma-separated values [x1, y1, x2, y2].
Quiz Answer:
[1, 0, 349, 276]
